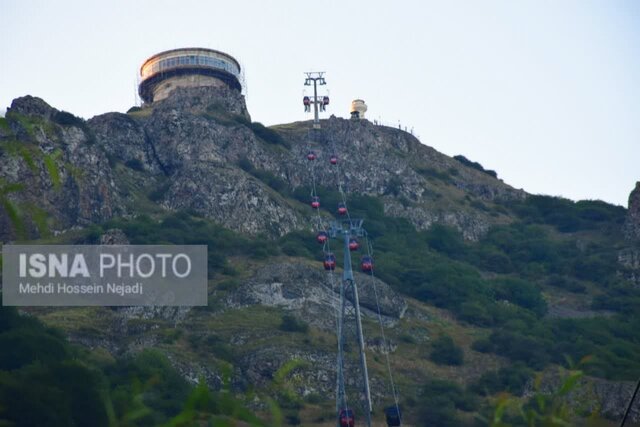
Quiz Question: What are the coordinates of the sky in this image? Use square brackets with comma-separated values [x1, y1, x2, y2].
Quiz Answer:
[1, 0, 638, 206]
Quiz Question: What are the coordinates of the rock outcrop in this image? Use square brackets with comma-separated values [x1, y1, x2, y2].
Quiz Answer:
[618, 248, 640, 288]
[0, 96, 120, 241]
[624, 182, 640, 241]
[89, 112, 163, 174]
[228, 262, 407, 331]
[618, 183, 640, 288]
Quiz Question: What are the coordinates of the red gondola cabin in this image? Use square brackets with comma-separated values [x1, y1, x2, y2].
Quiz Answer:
[316, 231, 328, 244]
[349, 238, 359, 251]
[339, 409, 355, 427]
[337, 203, 347, 215]
[311, 196, 320, 209]
[307, 151, 316, 161]
[361, 255, 373, 272]
[324, 254, 337, 271]
[330, 155, 338, 165]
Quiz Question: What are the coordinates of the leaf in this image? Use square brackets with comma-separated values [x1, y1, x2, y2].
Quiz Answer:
[0, 182, 24, 195]
[43, 152, 62, 191]
[1, 199, 26, 239]
[558, 370, 583, 396]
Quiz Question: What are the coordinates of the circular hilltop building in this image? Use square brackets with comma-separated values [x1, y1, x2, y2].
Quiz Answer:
[138, 47, 242, 103]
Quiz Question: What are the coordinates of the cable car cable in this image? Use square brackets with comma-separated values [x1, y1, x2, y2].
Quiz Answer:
[363, 234, 402, 425]
[329, 119, 403, 425]
[305, 126, 352, 415]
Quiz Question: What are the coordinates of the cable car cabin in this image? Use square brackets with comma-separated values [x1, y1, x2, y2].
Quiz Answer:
[337, 203, 347, 215]
[324, 254, 336, 271]
[330, 155, 338, 165]
[384, 406, 402, 427]
[316, 231, 328, 244]
[338, 409, 355, 427]
[349, 238, 359, 251]
[303, 96, 311, 106]
[323, 96, 330, 105]
[307, 151, 316, 161]
[361, 256, 373, 272]
[311, 196, 320, 209]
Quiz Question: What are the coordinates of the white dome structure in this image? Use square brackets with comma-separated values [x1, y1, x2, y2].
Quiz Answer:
[350, 99, 368, 119]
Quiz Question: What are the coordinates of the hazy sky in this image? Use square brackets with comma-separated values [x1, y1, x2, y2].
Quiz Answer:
[1, 0, 638, 206]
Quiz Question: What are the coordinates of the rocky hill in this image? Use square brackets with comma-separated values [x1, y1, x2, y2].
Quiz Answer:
[1, 87, 640, 426]
[0, 86, 524, 242]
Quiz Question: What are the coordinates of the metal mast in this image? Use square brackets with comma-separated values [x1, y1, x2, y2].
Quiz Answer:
[330, 218, 372, 427]
[304, 72, 327, 129]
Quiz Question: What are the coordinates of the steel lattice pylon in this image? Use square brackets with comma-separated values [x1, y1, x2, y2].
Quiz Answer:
[330, 219, 372, 427]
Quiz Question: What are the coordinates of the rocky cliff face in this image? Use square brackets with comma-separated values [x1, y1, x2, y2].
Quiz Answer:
[0, 96, 120, 241]
[618, 183, 640, 288]
[618, 248, 640, 288]
[274, 117, 525, 240]
[625, 182, 640, 241]
[0, 89, 301, 240]
[0, 86, 525, 243]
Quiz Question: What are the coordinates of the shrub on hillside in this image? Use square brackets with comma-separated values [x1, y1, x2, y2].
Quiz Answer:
[250, 122, 290, 148]
[492, 277, 547, 317]
[52, 110, 85, 128]
[418, 379, 478, 426]
[424, 224, 466, 257]
[470, 362, 533, 396]
[453, 155, 498, 178]
[546, 274, 586, 293]
[279, 314, 309, 333]
[124, 158, 145, 171]
[429, 335, 464, 366]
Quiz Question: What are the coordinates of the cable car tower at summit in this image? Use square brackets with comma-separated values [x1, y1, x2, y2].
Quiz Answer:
[303, 73, 401, 427]
[303, 72, 329, 129]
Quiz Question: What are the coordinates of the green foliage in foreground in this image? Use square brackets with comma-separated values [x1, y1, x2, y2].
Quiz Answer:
[0, 305, 270, 427]
[470, 363, 534, 397]
[0, 306, 108, 427]
[485, 360, 592, 427]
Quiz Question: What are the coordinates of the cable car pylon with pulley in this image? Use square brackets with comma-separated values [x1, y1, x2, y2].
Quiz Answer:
[330, 218, 373, 427]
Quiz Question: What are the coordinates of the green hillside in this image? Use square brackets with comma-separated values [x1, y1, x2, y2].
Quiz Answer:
[1, 92, 639, 426]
